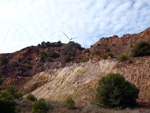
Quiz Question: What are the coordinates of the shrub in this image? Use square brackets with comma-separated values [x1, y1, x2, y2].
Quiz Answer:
[41, 41, 47, 48]
[128, 59, 133, 63]
[41, 52, 48, 57]
[131, 40, 150, 57]
[65, 55, 71, 62]
[96, 73, 139, 109]
[0, 57, 8, 65]
[106, 48, 110, 52]
[7, 86, 16, 96]
[45, 42, 51, 47]
[64, 96, 75, 109]
[0, 90, 17, 113]
[22, 64, 32, 69]
[101, 53, 113, 59]
[117, 55, 128, 62]
[11, 61, 19, 67]
[65, 41, 84, 51]
[84, 49, 90, 54]
[0, 72, 3, 85]
[6, 86, 23, 99]
[48, 52, 60, 58]
[40, 52, 48, 62]
[67, 51, 76, 57]
[26, 93, 37, 101]
[97, 44, 101, 46]
[48, 57, 53, 62]
[14, 91, 23, 99]
[32, 98, 49, 113]
[56, 41, 62, 47]
[40, 56, 46, 62]
[22, 59, 31, 65]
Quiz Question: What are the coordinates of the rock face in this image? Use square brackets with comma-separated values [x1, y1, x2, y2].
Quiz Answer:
[1, 27, 150, 106]
[90, 27, 150, 57]
[23, 57, 150, 105]
[23, 59, 117, 104]
[0, 43, 83, 90]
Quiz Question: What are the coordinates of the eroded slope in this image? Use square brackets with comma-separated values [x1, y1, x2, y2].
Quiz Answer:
[22, 57, 150, 105]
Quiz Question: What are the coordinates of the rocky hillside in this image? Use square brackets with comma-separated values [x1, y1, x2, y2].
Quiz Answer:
[90, 27, 150, 57]
[0, 41, 84, 90]
[0, 27, 150, 107]
[21, 56, 150, 106]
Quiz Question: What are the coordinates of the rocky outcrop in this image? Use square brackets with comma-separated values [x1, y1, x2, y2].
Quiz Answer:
[90, 27, 150, 57]
[22, 56, 150, 105]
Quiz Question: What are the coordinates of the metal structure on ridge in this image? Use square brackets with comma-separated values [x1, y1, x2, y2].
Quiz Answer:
[63, 32, 77, 41]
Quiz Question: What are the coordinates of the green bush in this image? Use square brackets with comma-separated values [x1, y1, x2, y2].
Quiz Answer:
[11, 61, 19, 67]
[84, 49, 90, 54]
[97, 44, 101, 46]
[41, 52, 48, 57]
[48, 57, 53, 62]
[65, 41, 84, 51]
[56, 41, 62, 47]
[96, 73, 139, 109]
[40, 56, 46, 62]
[128, 59, 133, 63]
[14, 91, 23, 99]
[101, 53, 113, 59]
[26, 93, 37, 101]
[32, 98, 49, 113]
[65, 55, 71, 62]
[64, 96, 75, 109]
[38, 41, 63, 48]
[48, 52, 60, 58]
[131, 40, 150, 57]
[40, 52, 48, 62]
[0, 57, 8, 66]
[117, 55, 128, 62]
[7, 86, 16, 96]
[6, 86, 23, 99]
[0, 72, 3, 85]
[0, 90, 17, 113]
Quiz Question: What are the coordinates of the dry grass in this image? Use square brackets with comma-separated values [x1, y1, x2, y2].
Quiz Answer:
[15, 99, 150, 113]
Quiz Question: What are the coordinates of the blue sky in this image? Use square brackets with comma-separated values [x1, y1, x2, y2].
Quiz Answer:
[0, 0, 150, 53]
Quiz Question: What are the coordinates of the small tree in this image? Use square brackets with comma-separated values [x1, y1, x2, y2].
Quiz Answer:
[14, 91, 23, 99]
[64, 96, 75, 109]
[65, 55, 71, 62]
[117, 54, 128, 62]
[131, 40, 150, 57]
[56, 41, 62, 47]
[0, 57, 8, 65]
[26, 93, 37, 101]
[7, 86, 16, 96]
[0, 90, 17, 113]
[32, 98, 49, 113]
[101, 53, 113, 59]
[96, 73, 139, 109]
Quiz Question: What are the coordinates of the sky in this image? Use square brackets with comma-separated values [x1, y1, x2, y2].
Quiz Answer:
[0, 0, 150, 53]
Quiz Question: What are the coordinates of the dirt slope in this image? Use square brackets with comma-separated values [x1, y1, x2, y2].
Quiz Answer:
[22, 56, 150, 106]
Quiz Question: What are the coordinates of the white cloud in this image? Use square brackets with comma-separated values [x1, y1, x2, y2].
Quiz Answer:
[0, 0, 150, 53]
